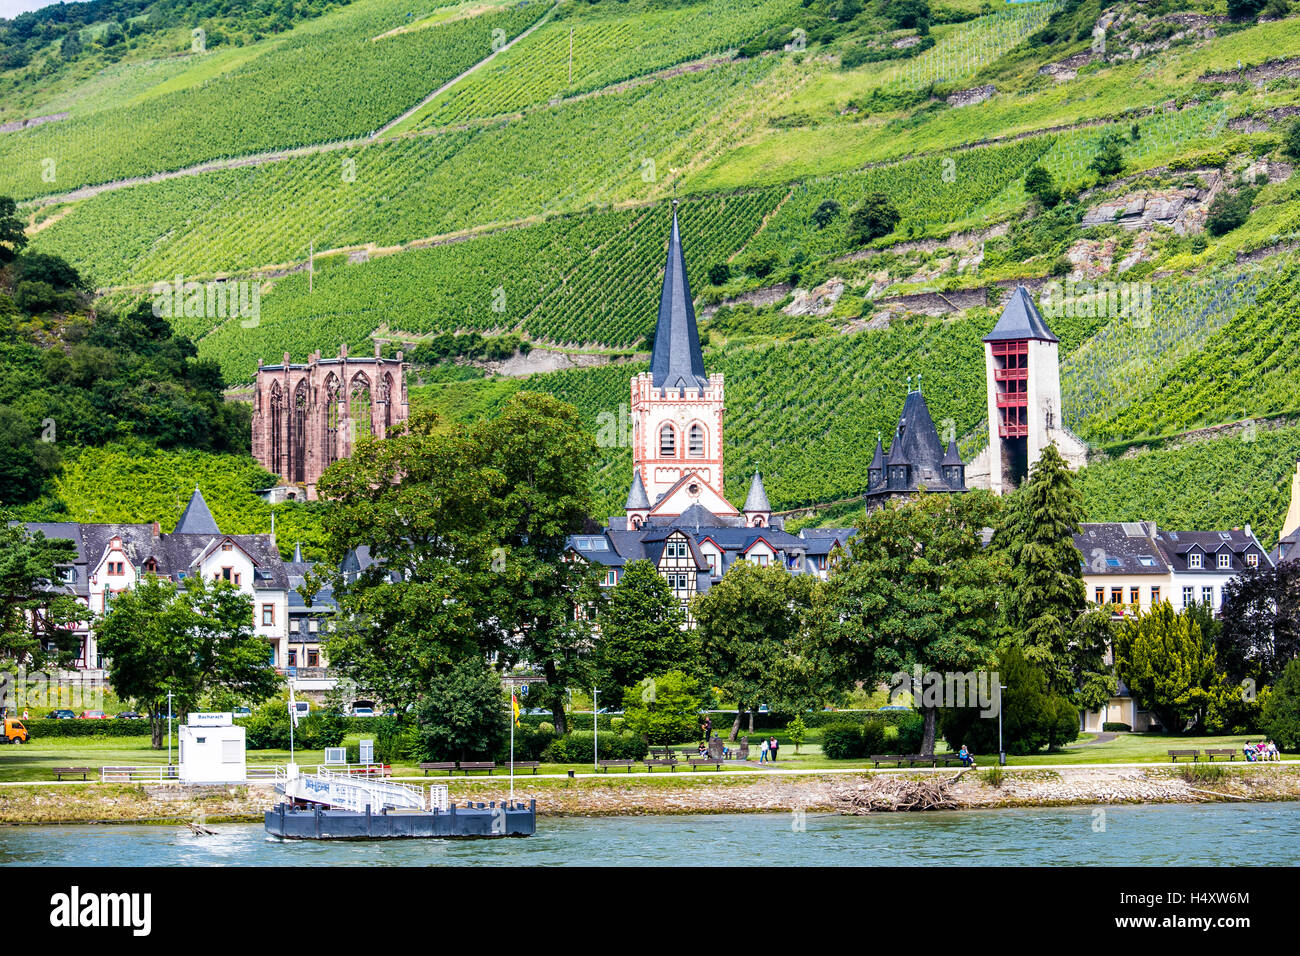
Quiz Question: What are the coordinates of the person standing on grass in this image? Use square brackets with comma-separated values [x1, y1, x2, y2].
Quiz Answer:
[759, 737, 770, 764]
[769, 736, 779, 762]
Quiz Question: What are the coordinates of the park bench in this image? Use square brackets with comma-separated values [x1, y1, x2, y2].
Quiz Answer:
[1203, 749, 1237, 761]
[1168, 749, 1200, 762]
[52, 767, 95, 781]
[458, 761, 496, 775]
[643, 758, 677, 772]
[598, 759, 635, 772]
[504, 761, 541, 774]
[870, 754, 906, 767]
[419, 762, 457, 775]
[687, 758, 723, 770]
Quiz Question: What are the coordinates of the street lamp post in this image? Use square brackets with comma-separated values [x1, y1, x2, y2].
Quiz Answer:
[167, 690, 173, 776]
[998, 682, 1009, 767]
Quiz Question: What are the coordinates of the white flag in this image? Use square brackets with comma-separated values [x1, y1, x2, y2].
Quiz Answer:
[288, 686, 299, 729]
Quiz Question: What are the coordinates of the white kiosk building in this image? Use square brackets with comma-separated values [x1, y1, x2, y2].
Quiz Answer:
[179, 712, 247, 784]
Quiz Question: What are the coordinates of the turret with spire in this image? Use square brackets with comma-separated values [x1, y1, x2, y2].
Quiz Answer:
[174, 486, 221, 535]
[742, 470, 772, 527]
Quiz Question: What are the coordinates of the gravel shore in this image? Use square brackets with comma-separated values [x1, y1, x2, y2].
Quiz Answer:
[2, 766, 1297, 824]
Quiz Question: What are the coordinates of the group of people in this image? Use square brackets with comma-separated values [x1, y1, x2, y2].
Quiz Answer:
[1243, 740, 1282, 762]
[696, 715, 781, 763]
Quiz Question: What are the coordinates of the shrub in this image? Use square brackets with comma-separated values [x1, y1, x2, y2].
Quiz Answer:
[411, 657, 510, 762]
[1284, 118, 1300, 162]
[542, 731, 647, 763]
[1262, 657, 1300, 751]
[1206, 188, 1255, 236]
[707, 262, 731, 285]
[848, 193, 900, 245]
[620, 671, 704, 745]
[859, 718, 887, 756]
[821, 722, 867, 759]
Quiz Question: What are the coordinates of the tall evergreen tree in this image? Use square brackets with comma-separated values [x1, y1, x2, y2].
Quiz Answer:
[998, 443, 1112, 707]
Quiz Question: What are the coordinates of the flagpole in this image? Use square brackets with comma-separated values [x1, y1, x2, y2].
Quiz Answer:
[510, 692, 516, 802]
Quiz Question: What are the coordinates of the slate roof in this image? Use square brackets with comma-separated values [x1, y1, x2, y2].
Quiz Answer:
[1155, 528, 1271, 573]
[649, 201, 710, 390]
[742, 471, 771, 513]
[174, 487, 221, 535]
[625, 471, 651, 511]
[869, 388, 964, 497]
[1073, 522, 1169, 575]
[983, 285, 1059, 344]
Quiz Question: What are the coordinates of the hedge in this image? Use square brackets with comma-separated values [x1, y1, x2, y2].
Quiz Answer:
[18, 719, 152, 738]
[820, 714, 926, 759]
[1101, 722, 1132, 732]
[542, 731, 648, 763]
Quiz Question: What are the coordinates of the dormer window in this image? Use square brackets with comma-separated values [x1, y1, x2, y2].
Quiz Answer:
[221, 542, 233, 552]
[1246, 553, 1259, 568]
[1217, 553, 1230, 570]
[1188, 553, 1203, 570]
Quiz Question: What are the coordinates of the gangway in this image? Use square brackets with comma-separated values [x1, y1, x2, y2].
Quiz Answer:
[276, 765, 447, 813]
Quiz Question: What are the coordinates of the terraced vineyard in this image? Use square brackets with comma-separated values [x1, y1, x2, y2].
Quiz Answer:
[882, 2, 1061, 90]
[1063, 265, 1273, 440]
[32, 57, 777, 288]
[0, 0, 549, 200]
[413, 0, 802, 127]
[195, 189, 786, 381]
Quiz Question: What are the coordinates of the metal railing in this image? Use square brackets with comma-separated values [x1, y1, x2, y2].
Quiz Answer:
[101, 765, 178, 783]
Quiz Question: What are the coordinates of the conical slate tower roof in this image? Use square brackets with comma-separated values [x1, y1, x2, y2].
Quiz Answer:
[743, 470, 771, 513]
[984, 285, 1058, 343]
[887, 389, 947, 471]
[942, 440, 963, 466]
[649, 201, 710, 390]
[625, 470, 651, 511]
[174, 487, 221, 535]
[869, 437, 885, 470]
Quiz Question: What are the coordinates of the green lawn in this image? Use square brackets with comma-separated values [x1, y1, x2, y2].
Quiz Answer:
[1, 730, 1289, 783]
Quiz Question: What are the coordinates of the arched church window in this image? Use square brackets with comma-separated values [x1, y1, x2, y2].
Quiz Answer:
[688, 423, 705, 457]
[349, 373, 372, 441]
[292, 380, 309, 483]
[324, 373, 340, 463]
[659, 424, 676, 458]
[269, 382, 283, 473]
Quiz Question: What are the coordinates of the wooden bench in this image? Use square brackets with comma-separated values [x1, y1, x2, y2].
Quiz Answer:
[598, 759, 635, 773]
[419, 762, 457, 775]
[1168, 749, 1200, 762]
[505, 761, 541, 774]
[458, 761, 496, 775]
[1203, 749, 1237, 761]
[52, 767, 95, 781]
[870, 754, 905, 767]
[687, 758, 723, 770]
[644, 758, 677, 772]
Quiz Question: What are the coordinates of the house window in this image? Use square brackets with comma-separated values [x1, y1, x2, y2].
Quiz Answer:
[1095, 587, 1105, 604]
[1151, 586, 1160, 604]
[1182, 586, 1194, 608]
[309, 619, 319, 634]
[688, 424, 705, 457]
[262, 605, 274, 626]
[817, 555, 827, 571]
[287, 650, 298, 667]
[1188, 553, 1203, 570]
[1130, 586, 1140, 605]
[659, 424, 676, 458]
[1202, 586, 1214, 607]
[605, 570, 617, 586]
[706, 554, 717, 575]
[1217, 553, 1230, 570]
[233, 573, 241, 586]
[754, 554, 769, 567]
[221, 542, 233, 552]
[307, 650, 319, 668]
[1246, 553, 1259, 568]
[107, 561, 124, 575]
[1110, 587, 1123, 604]
[221, 567, 233, 581]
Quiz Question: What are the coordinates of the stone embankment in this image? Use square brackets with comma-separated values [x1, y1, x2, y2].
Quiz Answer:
[3, 766, 1296, 824]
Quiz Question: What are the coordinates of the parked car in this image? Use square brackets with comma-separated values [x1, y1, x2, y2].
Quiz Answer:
[115, 711, 145, 720]
[2, 718, 28, 743]
[79, 710, 111, 719]
[233, 706, 251, 717]
[351, 707, 376, 718]
[44, 709, 75, 719]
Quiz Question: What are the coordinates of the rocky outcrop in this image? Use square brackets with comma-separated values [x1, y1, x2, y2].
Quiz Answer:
[0, 112, 69, 134]
[1082, 174, 1222, 235]
[782, 277, 845, 316]
[946, 85, 996, 108]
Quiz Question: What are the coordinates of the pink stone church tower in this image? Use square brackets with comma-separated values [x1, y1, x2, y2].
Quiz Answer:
[626, 201, 736, 526]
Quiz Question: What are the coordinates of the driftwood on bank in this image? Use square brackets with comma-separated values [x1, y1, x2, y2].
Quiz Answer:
[832, 771, 967, 813]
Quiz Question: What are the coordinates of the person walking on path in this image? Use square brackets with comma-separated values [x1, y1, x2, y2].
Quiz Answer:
[768, 736, 779, 762]
[759, 737, 770, 764]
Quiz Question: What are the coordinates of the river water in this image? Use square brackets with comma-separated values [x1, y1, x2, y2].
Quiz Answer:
[1, 803, 1296, 866]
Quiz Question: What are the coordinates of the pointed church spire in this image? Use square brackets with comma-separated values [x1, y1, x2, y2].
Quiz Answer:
[942, 440, 963, 466]
[984, 285, 1059, 343]
[625, 470, 651, 511]
[649, 200, 710, 390]
[743, 470, 771, 514]
[174, 486, 221, 535]
[869, 437, 885, 471]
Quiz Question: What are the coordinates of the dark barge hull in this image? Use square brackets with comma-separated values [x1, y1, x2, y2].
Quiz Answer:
[265, 801, 536, 840]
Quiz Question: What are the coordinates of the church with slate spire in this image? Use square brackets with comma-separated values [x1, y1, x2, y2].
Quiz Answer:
[865, 381, 968, 509]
